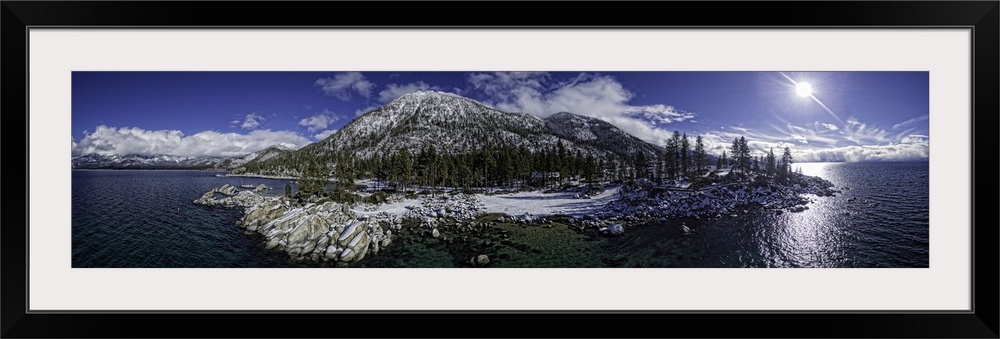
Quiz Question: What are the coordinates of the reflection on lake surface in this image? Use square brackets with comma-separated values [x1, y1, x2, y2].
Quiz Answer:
[72, 162, 929, 268]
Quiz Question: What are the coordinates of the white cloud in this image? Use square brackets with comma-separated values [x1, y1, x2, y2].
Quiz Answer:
[468, 72, 696, 146]
[900, 134, 928, 144]
[313, 129, 338, 140]
[792, 142, 929, 162]
[314, 72, 374, 101]
[892, 114, 928, 130]
[466, 71, 922, 164]
[816, 122, 839, 131]
[842, 118, 890, 144]
[72, 125, 311, 158]
[378, 81, 439, 103]
[298, 109, 339, 132]
[237, 112, 263, 130]
[624, 104, 696, 124]
[704, 124, 929, 162]
[468, 72, 549, 97]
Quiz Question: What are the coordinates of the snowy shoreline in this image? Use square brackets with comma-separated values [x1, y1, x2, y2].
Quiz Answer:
[221, 173, 299, 181]
[194, 173, 837, 265]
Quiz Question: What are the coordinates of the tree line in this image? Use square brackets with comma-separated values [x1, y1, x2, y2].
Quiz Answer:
[289, 132, 796, 198]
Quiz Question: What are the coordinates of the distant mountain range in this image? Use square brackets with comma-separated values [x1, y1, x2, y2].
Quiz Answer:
[71, 153, 224, 169]
[73, 91, 667, 173]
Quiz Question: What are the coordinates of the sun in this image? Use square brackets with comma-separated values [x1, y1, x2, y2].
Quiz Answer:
[795, 82, 813, 97]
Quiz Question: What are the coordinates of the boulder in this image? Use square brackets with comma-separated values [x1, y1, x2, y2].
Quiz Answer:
[218, 184, 238, 196]
[471, 254, 490, 266]
[193, 191, 216, 205]
[346, 232, 371, 262]
[324, 245, 341, 260]
[338, 220, 366, 246]
[265, 237, 282, 250]
[609, 224, 625, 236]
[339, 248, 357, 262]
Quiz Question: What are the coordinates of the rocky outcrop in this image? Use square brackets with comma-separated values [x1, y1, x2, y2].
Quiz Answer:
[601, 179, 836, 221]
[394, 193, 486, 233]
[401, 194, 484, 221]
[195, 185, 399, 266]
[567, 177, 837, 234]
[239, 199, 400, 266]
[193, 185, 266, 207]
[253, 184, 270, 192]
[218, 184, 238, 196]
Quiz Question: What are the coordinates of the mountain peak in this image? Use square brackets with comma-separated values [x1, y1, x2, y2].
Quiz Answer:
[548, 111, 582, 119]
[396, 90, 464, 100]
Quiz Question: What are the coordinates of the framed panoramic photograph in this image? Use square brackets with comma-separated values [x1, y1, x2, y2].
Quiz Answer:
[3, 1, 997, 338]
[67, 70, 934, 270]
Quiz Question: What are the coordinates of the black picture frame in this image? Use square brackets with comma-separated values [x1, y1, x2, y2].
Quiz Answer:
[2, 1, 997, 338]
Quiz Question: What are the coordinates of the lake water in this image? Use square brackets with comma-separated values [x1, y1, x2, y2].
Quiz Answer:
[604, 161, 929, 267]
[71, 162, 929, 268]
[71, 170, 306, 267]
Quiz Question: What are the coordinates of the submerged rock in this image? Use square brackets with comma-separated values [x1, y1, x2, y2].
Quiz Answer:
[470, 254, 490, 266]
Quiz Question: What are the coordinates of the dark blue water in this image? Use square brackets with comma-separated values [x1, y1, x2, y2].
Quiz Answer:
[73, 162, 929, 268]
[71, 170, 306, 267]
[607, 161, 929, 267]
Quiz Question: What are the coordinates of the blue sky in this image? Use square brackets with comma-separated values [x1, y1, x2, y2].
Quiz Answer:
[72, 71, 929, 161]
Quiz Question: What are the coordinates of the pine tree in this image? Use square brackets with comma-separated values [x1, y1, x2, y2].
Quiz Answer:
[299, 159, 330, 198]
[665, 134, 678, 180]
[781, 147, 793, 182]
[556, 140, 568, 179]
[284, 182, 292, 198]
[766, 148, 777, 178]
[393, 148, 414, 191]
[656, 152, 665, 184]
[584, 154, 598, 183]
[730, 138, 740, 173]
[695, 135, 706, 176]
[739, 137, 750, 174]
[335, 155, 355, 191]
[635, 151, 648, 179]
[680, 133, 691, 178]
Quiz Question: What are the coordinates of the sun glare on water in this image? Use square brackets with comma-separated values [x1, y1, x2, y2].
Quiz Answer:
[795, 82, 813, 97]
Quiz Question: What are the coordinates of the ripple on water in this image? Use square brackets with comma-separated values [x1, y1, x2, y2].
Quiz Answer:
[72, 162, 928, 268]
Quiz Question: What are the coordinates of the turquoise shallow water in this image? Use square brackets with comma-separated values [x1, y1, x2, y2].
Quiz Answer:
[72, 162, 928, 268]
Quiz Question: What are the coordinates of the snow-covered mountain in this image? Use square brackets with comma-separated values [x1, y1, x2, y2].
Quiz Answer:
[544, 111, 664, 159]
[71, 144, 298, 170]
[211, 145, 295, 170]
[71, 153, 225, 169]
[309, 91, 567, 156]
[235, 91, 665, 176]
